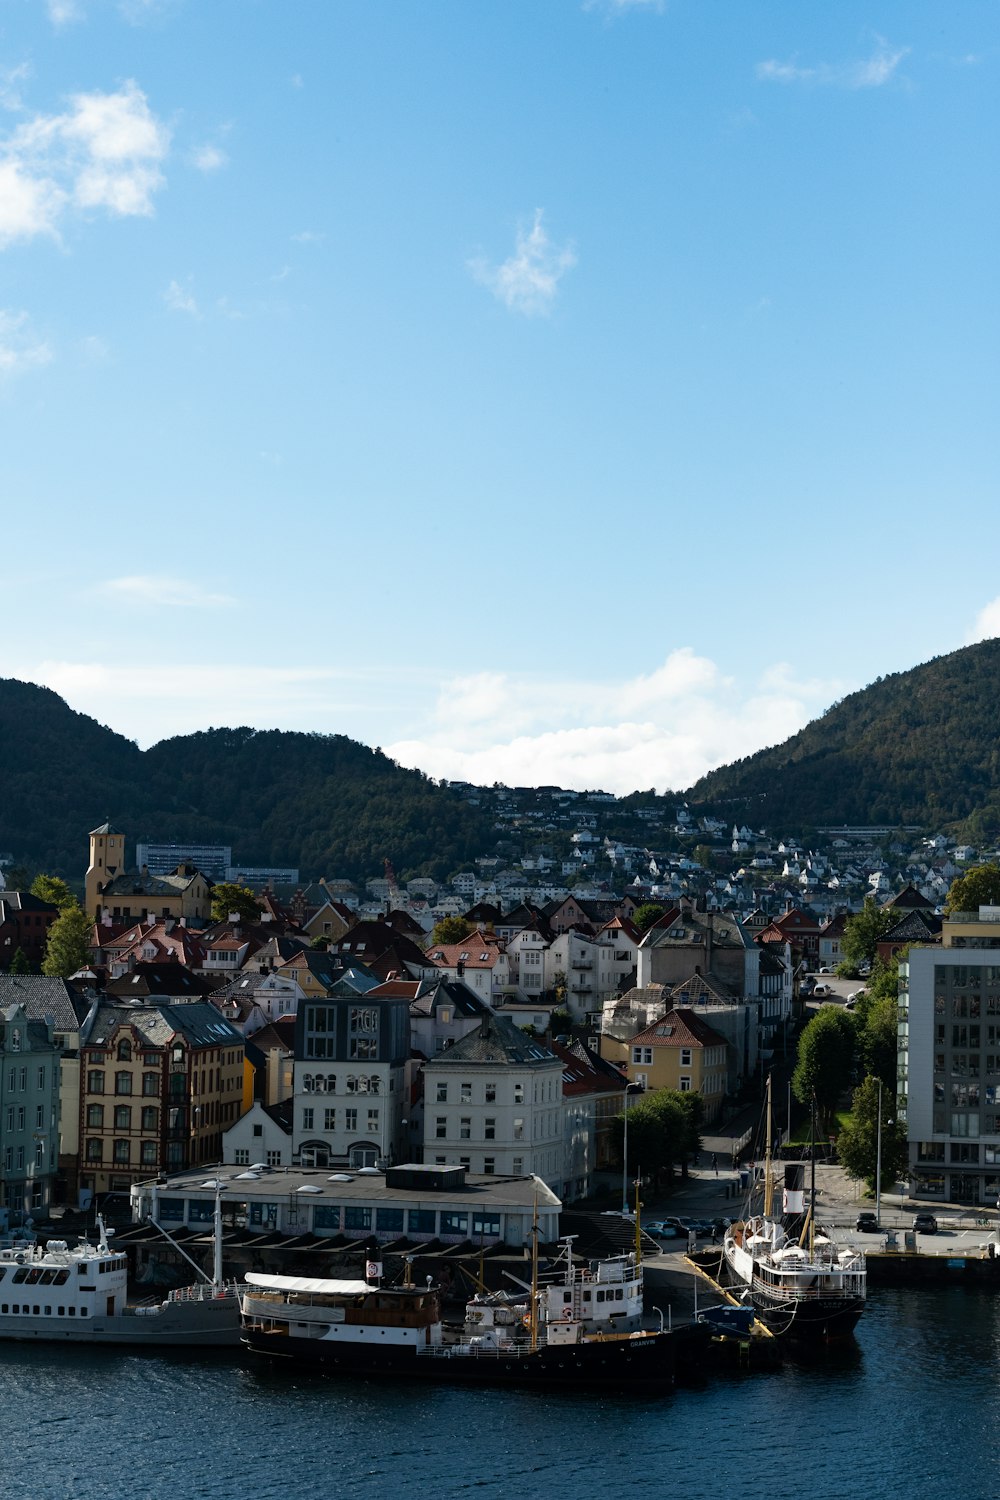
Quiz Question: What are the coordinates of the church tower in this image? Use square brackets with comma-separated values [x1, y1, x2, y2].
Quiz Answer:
[86, 822, 125, 918]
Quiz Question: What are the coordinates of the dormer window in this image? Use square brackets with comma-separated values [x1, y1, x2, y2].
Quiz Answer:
[117, 1039, 132, 1062]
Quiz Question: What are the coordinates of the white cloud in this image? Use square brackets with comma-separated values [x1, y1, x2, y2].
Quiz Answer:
[585, 0, 665, 12]
[98, 575, 234, 608]
[0, 309, 52, 373]
[290, 74, 304, 90]
[469, 210, 576, 316]
[46, 0, 85, 26]
[164, 278, 198, 315]
[0, 80, 169, 247]
[291, 229, 324, 244]
[191, 143, 227, 173]
[0, 64, 31, 113]
[385, 650, 849, 794]
[757, 37, 909, 90]
[78, 333, 109, 362]
[966, 598, 1000, 645]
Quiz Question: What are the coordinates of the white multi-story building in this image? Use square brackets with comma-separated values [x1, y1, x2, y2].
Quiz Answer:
[421, 1015, 565, 1194]
[900, 907, 1000, 1207]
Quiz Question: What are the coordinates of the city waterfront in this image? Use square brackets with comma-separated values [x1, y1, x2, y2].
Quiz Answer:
[6, 1287, 1000, 1500]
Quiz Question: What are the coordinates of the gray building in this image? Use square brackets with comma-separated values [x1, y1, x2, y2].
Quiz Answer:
[136, 843, 232, 879]
[0, 1003, 61, 1216]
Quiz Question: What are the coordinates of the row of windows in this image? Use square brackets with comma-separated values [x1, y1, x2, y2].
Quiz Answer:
[87, 1105, 159, 1130]
[4, 1105, 46, 1132]
[85, 1139, 158, 1165]
[435, 1081, 500, 1104]
[300, 1108, 378, 1133]
[3, 1144, 48, 1171]
[155, 1198, 503, 1238]
[1, 1304, 89, 1317]
[5, 1067, 45, 1093]
[301, 1075, 384, 1095]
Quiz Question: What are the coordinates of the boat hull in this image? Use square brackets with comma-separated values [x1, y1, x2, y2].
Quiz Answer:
[747, 1289, 864, 1342]
[0, 1294, 242, 1347]
[241, 1324, 708, 1388]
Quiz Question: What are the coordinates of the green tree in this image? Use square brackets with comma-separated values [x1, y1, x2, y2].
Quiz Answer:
[210, 883, 263, 924]
[693, 844, 715, 871]
[838, 897, 895, 973]
[837, 1075, 908, 1193]
[548, 1006, 573, 1034]
[792, 1005, 857, 1134]
[853, 960, 901, 1091]
[615, 1088, 703, 1187]
[41, 903, 91, 978]
[945, 862, 1000, 915]
[29, 874, 77, 910]
[430, 916, 474, 946]
[633, 903, 667, 933]
[8, 947, 31, 975]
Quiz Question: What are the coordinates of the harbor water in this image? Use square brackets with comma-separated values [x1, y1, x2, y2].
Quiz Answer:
[5, 1287, 999, 1500]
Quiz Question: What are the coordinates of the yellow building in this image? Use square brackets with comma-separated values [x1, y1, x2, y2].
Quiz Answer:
[615, 1007, 728, 1121]
[85, 823, 213, 923]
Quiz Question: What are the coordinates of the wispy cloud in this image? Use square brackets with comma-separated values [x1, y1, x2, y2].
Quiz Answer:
[0, 64, 31, 113]
[46, 0, 85, 27]
[0, 309, 52, 373]
[77, 333, 109, 363]
[757, 36, 909, 90]
[191, 143, 227, 173]
[585, 0, 665, 13]
[469, 210, 576, 317]
[163, 278, 198, 315]
[0, 80, 169, 248]
[99, 575, 234, 608]
[290, 74, 304, 90]
[966, 598, 1000, 646]
[385, 649, 849, 794]
[291, 229, 324, 244]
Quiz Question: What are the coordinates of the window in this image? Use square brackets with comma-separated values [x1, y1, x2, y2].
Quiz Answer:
[460, 1083, 472, 1103]
[471, 1212, 501, 1236]
[680, 1077, 692, 1092]
[115, 1072, 132, 1096]
[87, 1071, 105, 1095]
[345, 1108, 357, 1132]
[324, 1108, 336, 1131]
[117, 1040, 132, 1061]
[513, 1118, 524, 1140]
[484, 1118, 496, 1140]
[313, 1205, 340, 1231]
[266, 1150, 282, 1167]
[483, 1157, 495, 1175]
[408, 1208, 436, 1234]
[249, 1202, 278, 1228]
[485, 1083, 496, 1103]
[85, 1139, 103, 1162]
[141, 1107, 158, 1132]
[435, 1082, 448, 1103]
[376, 1208, 404, 1234]
[233, 1149, 250, 1166]
[37, 1067, 45, 1090]
[680, 1048, 692, 1067]
[344, 1206, 372, 1232]
[513, 1157, 523, 1174]
[632, 1047, 653, 1065]
[16, 1107, 24, 1131]
[140, 1142, 157, 1166]
[440, 1211, 468, 1236]
[142, 1073, 159, 1097]
[87, 1104, 103, 1129]
[459, 1118, 471, 1140]
[35, 1106, 44, 1129]
[113, 1140, 130, 1164]
[114, 1106, 131, 1131]
[367, 1109, 379, 1134]
[435, 1116, 447, 1139]
[253, 1123, 263, 1137]
[144, 1053, 159, 1067]
[514, 1084, 524, 1104]
[301, 1108, 314, 1131]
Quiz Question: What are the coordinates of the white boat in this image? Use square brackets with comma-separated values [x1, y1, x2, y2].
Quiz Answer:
[721, 1082, 866, 1341]
[0, 1199, 242, 1347]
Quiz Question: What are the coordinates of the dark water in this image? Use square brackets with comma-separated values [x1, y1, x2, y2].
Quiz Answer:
[4, 1289, 999, 1500]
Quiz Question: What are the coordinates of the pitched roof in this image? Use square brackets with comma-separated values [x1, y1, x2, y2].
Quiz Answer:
[0, 975, 85, 1032]
[425, 1012, 558, 1067]
[85, 1000, 243, 1050]
[104, 963, 217, 999]
[629, 1007, 728, 1050]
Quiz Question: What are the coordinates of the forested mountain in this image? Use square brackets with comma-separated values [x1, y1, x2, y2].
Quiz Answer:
[0, 681, 495, 883]
[686, 639, 1000, 838]
[6, 639, 1000, 885]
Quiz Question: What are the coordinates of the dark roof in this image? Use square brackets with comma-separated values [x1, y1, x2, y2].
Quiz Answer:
[85, 1000, 243, 1050]
[104, 963, 217, 999]
[90, 821, 123, 836]
[425, 1012, 558, 1067]
[0, 975, 85, 1032]
[881, 910, 942, 944]
[99, 865, 214, 898]
[883, 883, 936, 912]
[0, 892, 60, 915]
[405, 976, 492, 1020]
[630, 1007, 728, 1049]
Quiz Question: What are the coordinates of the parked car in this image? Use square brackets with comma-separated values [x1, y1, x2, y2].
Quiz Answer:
[813, 983, 830, 997]
[644, 1221, 681, 1240]
[913, 1213, 938, 1234]
[856, 1211, 879, 1232]
[818, 966, 832, 975]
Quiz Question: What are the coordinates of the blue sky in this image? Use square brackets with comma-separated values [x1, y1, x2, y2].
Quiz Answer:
[1, 0, 997, 794]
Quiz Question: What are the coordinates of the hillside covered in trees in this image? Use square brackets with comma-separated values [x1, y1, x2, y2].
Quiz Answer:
[0, 680, 495, 883]
[687, 638, 1000, 839]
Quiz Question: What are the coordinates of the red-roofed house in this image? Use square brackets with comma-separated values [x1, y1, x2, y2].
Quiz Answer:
[620, 1008, 728, 1120]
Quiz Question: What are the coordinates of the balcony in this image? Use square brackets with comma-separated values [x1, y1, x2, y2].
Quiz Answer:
[571, 961, 594, 971]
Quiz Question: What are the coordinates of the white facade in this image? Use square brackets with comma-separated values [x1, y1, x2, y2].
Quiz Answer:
[422, 1055, 565, 1192]
[224, 1102, 292, 1167]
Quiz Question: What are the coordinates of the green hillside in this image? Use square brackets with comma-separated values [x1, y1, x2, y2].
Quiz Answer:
[685, 638, 1000, 838]
[0, 680, 494, 884]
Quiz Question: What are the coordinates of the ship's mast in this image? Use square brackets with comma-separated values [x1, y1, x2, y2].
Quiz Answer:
[763, 1073, 774, 1218]
[529, 1197, 540, 1352]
